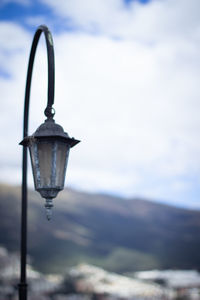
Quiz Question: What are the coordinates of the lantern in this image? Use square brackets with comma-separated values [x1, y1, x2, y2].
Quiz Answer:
[20, 117, 80, 220]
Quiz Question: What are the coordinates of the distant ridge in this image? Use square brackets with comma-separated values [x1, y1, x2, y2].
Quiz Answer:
[0, 183, 200, 274]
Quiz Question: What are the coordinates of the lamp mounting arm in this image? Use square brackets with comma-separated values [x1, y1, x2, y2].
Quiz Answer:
[23, 24, 55, 139]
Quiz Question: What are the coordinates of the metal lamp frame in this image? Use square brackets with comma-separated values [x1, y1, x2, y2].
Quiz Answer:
[18, 25, 80, 300]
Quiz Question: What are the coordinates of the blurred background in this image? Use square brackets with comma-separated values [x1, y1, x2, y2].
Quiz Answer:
[0, 0, 200, 299]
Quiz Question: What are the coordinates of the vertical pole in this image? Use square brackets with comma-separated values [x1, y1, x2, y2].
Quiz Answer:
[18, 147, 28, 300]
[18, 25, 55, 300]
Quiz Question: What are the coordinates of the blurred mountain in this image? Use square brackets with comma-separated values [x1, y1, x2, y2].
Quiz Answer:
[0, 183, 200, 274]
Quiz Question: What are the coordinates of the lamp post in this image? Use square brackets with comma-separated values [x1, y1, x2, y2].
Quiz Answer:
[18, 25, 80, 300]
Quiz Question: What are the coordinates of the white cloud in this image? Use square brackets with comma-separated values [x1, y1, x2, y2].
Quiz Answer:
[25, 16, 50, 27]
[41, 0, 200, 42]
[51, 29, 200, 205]
[0, 23, 31, 178]
[1, 0, 200, 208]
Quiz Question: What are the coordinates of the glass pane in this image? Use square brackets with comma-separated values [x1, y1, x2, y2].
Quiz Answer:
[37, 141, 53, 188]
[29, 142, 41, 189]
[29, 139, 70, 195]
[55, 142, 70, 187]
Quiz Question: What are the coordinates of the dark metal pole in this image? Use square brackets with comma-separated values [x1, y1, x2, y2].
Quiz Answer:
[18, 25, 55, 300]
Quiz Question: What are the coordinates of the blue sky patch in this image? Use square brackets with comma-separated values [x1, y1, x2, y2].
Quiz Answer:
[0, 0, 152, 34]
[0, 1, 56, 32]
[0, 69, 11, 79]
[124, 0, 151, 4]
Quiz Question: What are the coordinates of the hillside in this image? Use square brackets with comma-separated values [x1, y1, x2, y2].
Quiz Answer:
[0, 183, 200, 274]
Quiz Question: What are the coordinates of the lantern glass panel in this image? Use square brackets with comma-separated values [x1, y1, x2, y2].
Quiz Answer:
[55, 142, 70, 187]
[29, 138, 70, 192]
[29, 141, 41, 190]
[38, 141, 52, 187]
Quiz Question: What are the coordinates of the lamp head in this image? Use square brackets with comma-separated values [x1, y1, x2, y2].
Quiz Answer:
[20, 117, 80, 220]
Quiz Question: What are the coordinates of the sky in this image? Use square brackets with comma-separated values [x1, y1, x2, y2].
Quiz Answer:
[0, 0, 200, 209]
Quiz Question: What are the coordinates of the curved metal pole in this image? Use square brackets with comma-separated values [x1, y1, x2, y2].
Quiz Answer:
[19, 25, 55, 300]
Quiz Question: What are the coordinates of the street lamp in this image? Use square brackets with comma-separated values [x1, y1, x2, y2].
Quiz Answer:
[20, 106, 79, 220]
[18, 25, 80, 300]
